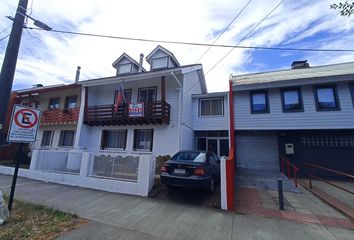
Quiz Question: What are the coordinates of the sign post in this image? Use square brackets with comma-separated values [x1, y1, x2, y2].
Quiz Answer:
[6, 105, 41, 212]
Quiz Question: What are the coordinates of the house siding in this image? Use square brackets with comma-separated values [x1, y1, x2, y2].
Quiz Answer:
[234, 82, 354, 130]
[79, 74, 181, 156]
[181, 71, 203, 150]
[192, 95, 229, 131]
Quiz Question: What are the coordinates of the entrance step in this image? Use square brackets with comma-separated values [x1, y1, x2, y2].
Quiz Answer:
[235, 168, 300, 193]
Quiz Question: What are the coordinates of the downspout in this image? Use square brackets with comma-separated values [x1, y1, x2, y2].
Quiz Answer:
[171, 72, 183, 150]
[74, 86, 86, 148]
[229, 75, 235, 154]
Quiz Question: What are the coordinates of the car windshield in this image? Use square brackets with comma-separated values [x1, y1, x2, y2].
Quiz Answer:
[171, 152, 206, 163]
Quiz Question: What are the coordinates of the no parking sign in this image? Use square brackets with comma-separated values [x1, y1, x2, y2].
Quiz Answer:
[7, 105, 41, 143]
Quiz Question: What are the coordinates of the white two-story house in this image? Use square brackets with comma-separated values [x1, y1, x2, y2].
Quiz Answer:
[75, 45, 207, 156]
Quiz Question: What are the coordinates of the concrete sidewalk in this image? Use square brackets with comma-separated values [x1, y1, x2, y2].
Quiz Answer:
[0, 174, 353, 240]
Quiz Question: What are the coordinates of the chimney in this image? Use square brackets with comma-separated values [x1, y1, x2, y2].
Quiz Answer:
[291, 60, 309, 69]
[32, 83, 43, 88]
[138, 53, 144, 72]
[75, 66, 81, 83]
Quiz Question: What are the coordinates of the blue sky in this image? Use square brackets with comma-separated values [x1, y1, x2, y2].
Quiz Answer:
[1, 0, 354, 92]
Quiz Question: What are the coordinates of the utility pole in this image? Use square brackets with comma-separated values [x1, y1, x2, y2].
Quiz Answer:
[0, 0, 29, 146]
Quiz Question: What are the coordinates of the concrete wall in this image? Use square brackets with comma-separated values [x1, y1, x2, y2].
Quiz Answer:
[0, 150, 156, 196]
[233, 82, 354, 130]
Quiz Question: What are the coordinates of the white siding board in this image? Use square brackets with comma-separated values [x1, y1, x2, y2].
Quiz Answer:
[234, 82, 354, 130]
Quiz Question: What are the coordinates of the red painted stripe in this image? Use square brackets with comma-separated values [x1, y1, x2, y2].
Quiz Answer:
[226, 79, 235, 211]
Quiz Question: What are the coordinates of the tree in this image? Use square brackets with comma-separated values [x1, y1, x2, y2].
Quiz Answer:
[330, 1, 354, 16]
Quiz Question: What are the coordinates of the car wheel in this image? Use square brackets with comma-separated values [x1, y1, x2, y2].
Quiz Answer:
[208, 178, 215, 194]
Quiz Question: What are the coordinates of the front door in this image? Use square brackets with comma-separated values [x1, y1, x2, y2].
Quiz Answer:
[207, 139, 218, 154]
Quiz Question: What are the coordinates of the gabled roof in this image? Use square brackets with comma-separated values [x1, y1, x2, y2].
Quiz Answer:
[80, 64, 206, 93]
[15, 83, 80, 96]
[232, 62, 354, 90]
[146, 45, 180, 66]
[112, 53, 146, 72]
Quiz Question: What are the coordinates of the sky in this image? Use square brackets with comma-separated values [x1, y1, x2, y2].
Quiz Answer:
[0, 0, 354, 93]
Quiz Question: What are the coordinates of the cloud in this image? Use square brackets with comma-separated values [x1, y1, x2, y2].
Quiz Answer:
[0, 0, 353, 93]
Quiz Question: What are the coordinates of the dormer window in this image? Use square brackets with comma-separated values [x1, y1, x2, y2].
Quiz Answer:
[146, 45, 180, 71]
[117, 63, 132, 75]
[151, 56, 169, 70]
[112, 53, 144, 76]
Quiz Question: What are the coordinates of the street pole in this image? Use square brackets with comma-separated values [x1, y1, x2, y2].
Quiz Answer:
[7, 143, 23, 212]
[0, 0, 29, 146]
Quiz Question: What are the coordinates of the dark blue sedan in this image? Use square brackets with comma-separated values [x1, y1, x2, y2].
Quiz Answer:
[160, 151, 220, 193]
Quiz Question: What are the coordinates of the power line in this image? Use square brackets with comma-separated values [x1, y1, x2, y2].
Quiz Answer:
[0, 34, 10, 42]
[0, 26, 11, 35]
[25, 27, 354, 53]
[195, 0, 253, 63]
[205, 0, 285, 76]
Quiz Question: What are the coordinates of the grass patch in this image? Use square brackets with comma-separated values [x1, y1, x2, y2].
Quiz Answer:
[0, 197, 88, 240]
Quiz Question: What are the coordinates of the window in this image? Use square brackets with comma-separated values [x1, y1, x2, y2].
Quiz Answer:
[171, 151, 206, 163]
[301, 135, 354, 148]
[281, 88, 303, 112]
[151, 57, 168, 70]
[138, 87, 157, 102]
[200, 98, 223, 116]
[41, 130, 53, 146]
[48, 98, 60, 110]
[64, 95, 77, 109]
[117, 63, 132, 74]
[133, 129, 153, 152]
[124, 89, 132, 103]
[250, 91, 269, 113]
[58, 130, 75, 147]
[101, 130, 127, 149]
[114, 89, 132, 104]
[314, 86, 340, 111]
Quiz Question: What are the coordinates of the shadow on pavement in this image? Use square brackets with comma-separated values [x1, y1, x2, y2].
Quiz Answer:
[150, 179, 221, 209]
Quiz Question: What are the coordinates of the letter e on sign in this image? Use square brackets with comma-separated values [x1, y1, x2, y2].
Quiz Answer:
[7, 105, 42, 143]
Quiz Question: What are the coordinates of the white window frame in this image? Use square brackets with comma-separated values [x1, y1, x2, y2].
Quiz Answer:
[101, 130, 127, 150]
[133, 129, 153, 152]
[58, 130, 75, 147]
[138, 87, 157, 103]
[151, 56, 169, 70]
[199, 97, 224, 117]
[117, 63, 132, 75]
[41, 130, 54, 147]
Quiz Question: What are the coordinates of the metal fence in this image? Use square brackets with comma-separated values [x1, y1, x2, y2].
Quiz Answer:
[91, 154, 139, 182]
[35, 150, 81, 175]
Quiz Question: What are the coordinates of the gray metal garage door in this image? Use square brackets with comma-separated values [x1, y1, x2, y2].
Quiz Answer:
[236, 131, 279, 171]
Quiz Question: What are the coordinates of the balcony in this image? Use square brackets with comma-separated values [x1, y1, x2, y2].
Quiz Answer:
[41, 108, 80, 125]
[84, 101, 170, 126]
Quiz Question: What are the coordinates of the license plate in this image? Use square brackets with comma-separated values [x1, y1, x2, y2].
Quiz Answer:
[174, 168, 186, 174]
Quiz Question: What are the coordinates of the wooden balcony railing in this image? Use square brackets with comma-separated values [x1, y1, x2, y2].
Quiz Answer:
[84, 101, 170, 126]
[41, 108, 80, 125]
